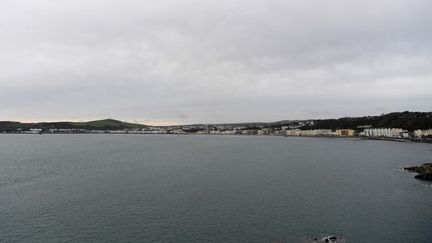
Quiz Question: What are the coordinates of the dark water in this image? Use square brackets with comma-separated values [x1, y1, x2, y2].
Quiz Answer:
[1, 135, 431, 242]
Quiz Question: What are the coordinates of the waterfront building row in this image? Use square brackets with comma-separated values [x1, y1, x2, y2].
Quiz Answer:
[285, 129, 355, 137]
[414, 129, 432, 138]
[360, 128, 409, 138]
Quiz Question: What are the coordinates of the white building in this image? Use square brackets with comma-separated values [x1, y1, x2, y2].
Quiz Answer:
[23, 128, 42, 134]
[362, 128, 407, 138]
[414, 129, 432, 138]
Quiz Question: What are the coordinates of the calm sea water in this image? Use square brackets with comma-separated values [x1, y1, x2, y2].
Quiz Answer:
[1, 134, 431, 242]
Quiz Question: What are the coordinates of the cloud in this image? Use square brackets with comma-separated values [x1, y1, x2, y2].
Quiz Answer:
[0, 0, 431, 123]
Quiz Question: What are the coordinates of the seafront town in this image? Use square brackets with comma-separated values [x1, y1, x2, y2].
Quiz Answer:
[14, 124, 432, 142]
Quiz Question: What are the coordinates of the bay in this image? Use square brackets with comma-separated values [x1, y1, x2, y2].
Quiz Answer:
[1, 134, 431, 242]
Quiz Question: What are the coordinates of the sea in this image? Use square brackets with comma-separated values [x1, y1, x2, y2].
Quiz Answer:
[1, 134, 431, 242]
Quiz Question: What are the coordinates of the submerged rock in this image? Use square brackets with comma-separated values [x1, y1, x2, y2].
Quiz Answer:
[404, 163, 432, 181]
[310, 235, 345, 243]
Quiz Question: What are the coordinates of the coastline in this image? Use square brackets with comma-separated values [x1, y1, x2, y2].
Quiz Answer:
[1, 132, 431, 144]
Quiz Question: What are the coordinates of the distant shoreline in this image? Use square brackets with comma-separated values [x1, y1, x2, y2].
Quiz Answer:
[2, 132, 431, 144]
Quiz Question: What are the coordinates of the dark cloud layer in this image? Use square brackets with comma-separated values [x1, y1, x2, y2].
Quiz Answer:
[1, 0, 431, 124]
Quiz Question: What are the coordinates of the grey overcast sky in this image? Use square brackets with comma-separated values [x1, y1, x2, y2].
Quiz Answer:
[1, 0, 431, 125]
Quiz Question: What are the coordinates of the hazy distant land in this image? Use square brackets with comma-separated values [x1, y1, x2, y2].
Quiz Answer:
[1, 111, 431, 133]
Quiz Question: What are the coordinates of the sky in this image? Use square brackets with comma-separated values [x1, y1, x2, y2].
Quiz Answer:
[1, 0, 431, 125]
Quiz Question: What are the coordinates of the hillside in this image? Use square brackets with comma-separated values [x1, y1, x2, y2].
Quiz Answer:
[69, 119, 147, 130]
[301, 111, 432, 131]
[0, 119, 147, 132]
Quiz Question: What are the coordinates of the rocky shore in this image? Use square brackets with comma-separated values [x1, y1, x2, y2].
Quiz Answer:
[404, 163, 432, 181]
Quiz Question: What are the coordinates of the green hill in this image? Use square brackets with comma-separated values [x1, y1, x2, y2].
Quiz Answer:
[0, 119, 147, 132]
[69, 119, 147, 130]
[302, 111, 432, 131]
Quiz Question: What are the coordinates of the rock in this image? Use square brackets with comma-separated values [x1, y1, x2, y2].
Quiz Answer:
[311, 235, 344, 243]
[404, 163, 432, 181]
[414, 174, 432, 181]
[323, 235, 337, 242]
[404, 163, 432, 174]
